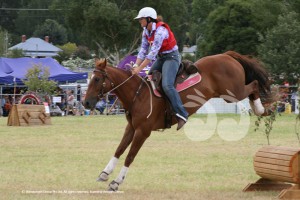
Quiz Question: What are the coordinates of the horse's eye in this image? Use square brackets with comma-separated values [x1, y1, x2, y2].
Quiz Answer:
[94, 77, 100, 82]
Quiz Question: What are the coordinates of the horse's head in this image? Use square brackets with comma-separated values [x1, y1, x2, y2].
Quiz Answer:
[84, 58, 114, 109]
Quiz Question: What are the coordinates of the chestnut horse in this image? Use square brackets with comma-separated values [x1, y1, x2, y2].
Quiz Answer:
[84, 51, 272, 191]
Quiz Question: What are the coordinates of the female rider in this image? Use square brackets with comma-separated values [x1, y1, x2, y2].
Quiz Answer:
[131, 7, 188, 130]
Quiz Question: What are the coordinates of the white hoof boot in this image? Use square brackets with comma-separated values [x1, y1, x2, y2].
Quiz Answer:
[254, 98, 265, 115]
[108, 180, 119, 191]
[97, 171, 109, 182]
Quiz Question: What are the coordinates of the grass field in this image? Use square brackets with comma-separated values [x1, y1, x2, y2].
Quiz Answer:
[0, 113, 299, 200]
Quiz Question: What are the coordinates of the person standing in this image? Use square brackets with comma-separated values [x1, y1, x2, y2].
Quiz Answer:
[2, 95, 11, 117]
[291, 90, 298, 112]
[0, 95, 5, 117]
[66, 90, 76, 116]
[76, 85, 84, 116]
[131, 7, 188, 130]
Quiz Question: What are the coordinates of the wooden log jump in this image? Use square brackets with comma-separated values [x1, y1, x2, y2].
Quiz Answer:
[244, 146, 300, 199]
[7, 104, 51, 126]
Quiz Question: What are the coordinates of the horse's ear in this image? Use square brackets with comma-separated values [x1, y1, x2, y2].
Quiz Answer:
[95, 58, 100, 66]
[95, 58, 107, 68]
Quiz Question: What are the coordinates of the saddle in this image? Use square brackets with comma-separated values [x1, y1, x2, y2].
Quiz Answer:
[150, 60, 201, 97]
[148, 60, 201, 129]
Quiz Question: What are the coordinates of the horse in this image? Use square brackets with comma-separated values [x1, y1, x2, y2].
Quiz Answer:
[84, 51, 273, 191]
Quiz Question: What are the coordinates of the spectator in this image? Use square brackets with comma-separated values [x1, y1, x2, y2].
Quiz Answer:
[0, 95, 5, 116]
[96, 98, 106, 115]
[76, 85, 84, 116]
[291, 90, 298, 112]
[3, 95, 12, 117]
[66, 90, 76, 116]
[60, 90, 67, 115]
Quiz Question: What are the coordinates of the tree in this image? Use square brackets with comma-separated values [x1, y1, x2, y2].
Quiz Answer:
[62, 0, 189, 65]
[258, 12, 300, 85]
[150, 0, 189, 50]
[23, 64, 57, 95]
[52, 0, 91, 44]
[33, 19, 68, 45]
[189, 0, 226, 46]
[198, 0, 259, 57]
[3, 0, 297, 64]
[251, 0, 286, 35]
[82, 0, 139, 64]
[0, 1, 24, 33]
[62, 57, 94, 70]
[286, 0, 300, 18]
[13, 0, 58, 40]
[7, 49, 24, 58]
[55, 42, 77, 62]
[196, 0, 286, 58]
[0, 28, 9, 57]
[73, 45, 92, 60]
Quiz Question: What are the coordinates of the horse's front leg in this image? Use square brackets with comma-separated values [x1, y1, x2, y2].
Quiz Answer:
[97, 123, 134, 182]
[108, 127, 151, 191]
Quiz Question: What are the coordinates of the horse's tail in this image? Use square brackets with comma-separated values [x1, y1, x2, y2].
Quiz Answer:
[224, 51, 273, 103]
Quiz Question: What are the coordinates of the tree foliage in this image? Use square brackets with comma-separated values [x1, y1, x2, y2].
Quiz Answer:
[7, 49, 24, 58]
[200, 0, 258, 56]
[189, 0, 226, 45]
[0, 28, 8, 56]
[55, 42, 78, 62]
[83, 0, 137, 51]
[73, 45, 92, 60]
[0, 0, 299, 76]
[0, 1, 23, 33]
[196, 0, 286, 57]
[54, 0, 190, 64]
[258, 12, 300, 85]
[13, 0, 58, 38]
[23, 64, 57, 95]
[33, 19, 67, 45]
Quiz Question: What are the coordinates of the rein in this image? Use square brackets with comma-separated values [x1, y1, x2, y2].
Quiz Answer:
[136, 75, 153, 118]
[93, 68, 134, 97]
[93, 68, 153, 118]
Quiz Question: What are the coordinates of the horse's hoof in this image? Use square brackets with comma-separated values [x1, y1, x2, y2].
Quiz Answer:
[96, 171, 109, 182]
[261, 108, 273, 116]
[108, 180, 119, 191]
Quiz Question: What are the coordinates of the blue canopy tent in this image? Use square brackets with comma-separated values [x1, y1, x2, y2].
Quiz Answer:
[0, 57, 88, 84]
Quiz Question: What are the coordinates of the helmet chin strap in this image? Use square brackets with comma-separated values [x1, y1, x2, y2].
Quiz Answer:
[144, 17, 152, 30]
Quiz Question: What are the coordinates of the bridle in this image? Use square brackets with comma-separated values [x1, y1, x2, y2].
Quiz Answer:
[93, 69, 115, 98]
[93, 68, 134, 98]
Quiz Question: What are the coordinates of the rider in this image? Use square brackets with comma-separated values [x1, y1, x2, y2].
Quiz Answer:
[131, 7, 188, 130]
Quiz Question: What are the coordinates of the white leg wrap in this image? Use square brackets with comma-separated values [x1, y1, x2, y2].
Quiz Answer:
[115, 166, 129, 184]
[103, 157, 119, 174]
[254, 98, 265, 115]
[249, 100, 256, 113]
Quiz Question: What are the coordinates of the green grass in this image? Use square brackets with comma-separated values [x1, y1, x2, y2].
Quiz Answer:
[0, 114, 299, 200]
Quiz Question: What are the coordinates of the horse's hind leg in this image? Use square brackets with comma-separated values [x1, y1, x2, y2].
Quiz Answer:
[245, 80, 265, 115]
[108, 127, 151, 191]
[97, 123, 134, 182]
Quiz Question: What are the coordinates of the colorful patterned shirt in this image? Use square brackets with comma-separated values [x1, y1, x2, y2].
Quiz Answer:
[137, 23, 178, 61]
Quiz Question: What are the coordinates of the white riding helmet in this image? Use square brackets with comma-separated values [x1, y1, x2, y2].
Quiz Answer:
[134, 7, 157, 20]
